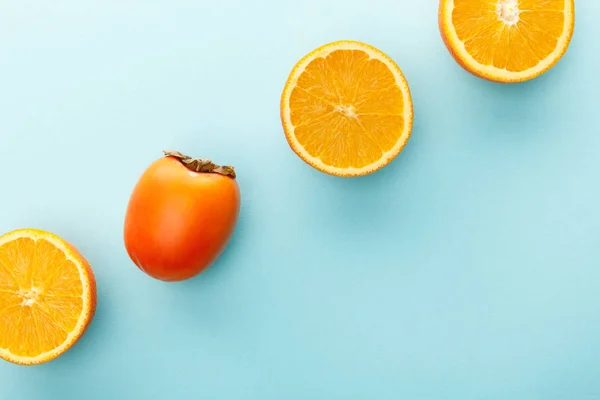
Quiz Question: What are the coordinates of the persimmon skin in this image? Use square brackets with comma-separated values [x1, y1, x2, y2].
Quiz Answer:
[124, 155, 240, 281]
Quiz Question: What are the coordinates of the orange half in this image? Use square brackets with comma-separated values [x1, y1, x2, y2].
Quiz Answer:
[280, 40, 414, 177]
[439, 0, 575, 83]
[0, 229, 96, 365]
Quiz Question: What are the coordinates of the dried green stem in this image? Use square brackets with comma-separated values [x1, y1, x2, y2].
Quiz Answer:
[163, 150, 236, 179]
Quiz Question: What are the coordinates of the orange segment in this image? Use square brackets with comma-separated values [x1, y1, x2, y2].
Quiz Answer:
[280, 40, 413, 177]
[0, 229, 96, 365]
[439, 0, 575, 83]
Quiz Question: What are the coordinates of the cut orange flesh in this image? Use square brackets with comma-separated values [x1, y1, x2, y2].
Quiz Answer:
[439, 0, 575, 83]
[0, 229, 96, 365]
[280, 40, 414, 177]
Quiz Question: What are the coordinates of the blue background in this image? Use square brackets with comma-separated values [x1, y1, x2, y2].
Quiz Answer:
[1, 1, 599, 399]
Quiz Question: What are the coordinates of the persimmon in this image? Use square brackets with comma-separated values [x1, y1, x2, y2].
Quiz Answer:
[123, 150, 240, 281]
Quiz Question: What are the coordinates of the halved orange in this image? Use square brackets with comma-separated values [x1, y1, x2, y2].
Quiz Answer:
[280, 40, 414, 177]
[0, 229, 96, 365]
[439, 0, 575, 83]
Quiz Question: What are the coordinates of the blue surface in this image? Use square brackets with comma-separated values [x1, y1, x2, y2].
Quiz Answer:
[1, 0, 600, 398]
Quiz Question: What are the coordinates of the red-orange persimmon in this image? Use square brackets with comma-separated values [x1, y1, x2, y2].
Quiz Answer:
[124, 150, 240, 281]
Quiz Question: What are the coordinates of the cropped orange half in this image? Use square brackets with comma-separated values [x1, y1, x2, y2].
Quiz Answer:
[439, 0, 575, 83]
[280, 40, 414, 177]
[0, 229, 96, 365]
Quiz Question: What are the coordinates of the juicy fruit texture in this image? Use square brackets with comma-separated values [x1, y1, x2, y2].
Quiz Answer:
[280, 40, 414, 177]
[439, 0, 575, 83]
[0, 229, 96, 365]
[124, 152, 241, 282]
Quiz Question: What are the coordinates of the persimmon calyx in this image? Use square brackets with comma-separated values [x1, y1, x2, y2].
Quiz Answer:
[163, 150, 236, 179]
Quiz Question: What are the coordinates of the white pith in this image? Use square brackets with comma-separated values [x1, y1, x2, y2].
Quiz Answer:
[497, 0, 520, 25]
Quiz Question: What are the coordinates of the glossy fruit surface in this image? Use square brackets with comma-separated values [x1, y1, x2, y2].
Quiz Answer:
[280, 40, 413, 177]
[124, 151, 240, 281]
[0, 228, 96, 365]
[439, 0, 575, 83]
